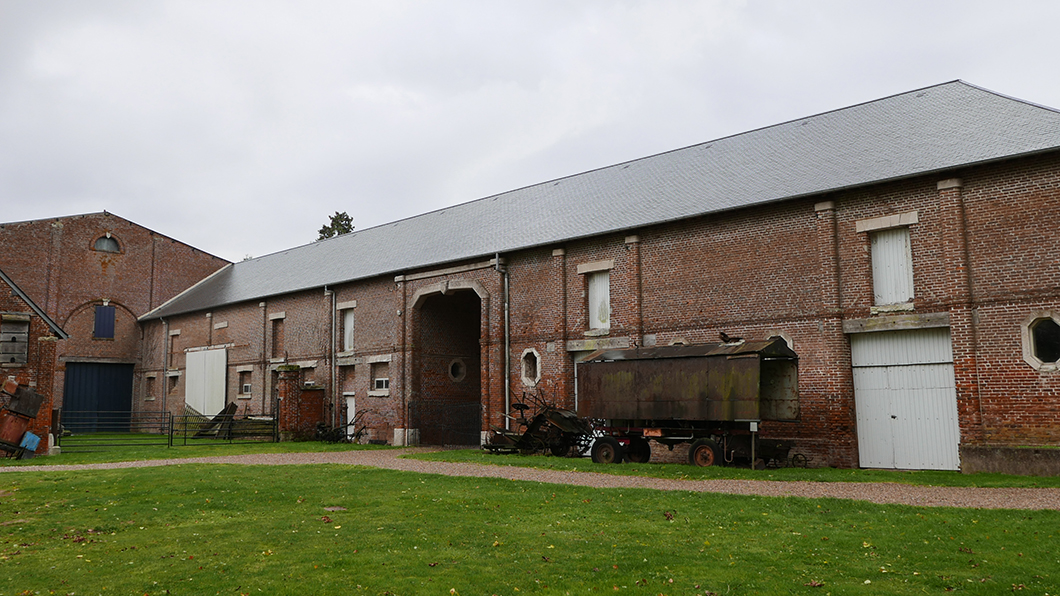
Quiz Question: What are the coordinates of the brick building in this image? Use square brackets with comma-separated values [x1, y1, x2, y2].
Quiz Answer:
[1, 267, 68, 452]
[139, 81, 1060, 470]
[0, 212, 229, 420]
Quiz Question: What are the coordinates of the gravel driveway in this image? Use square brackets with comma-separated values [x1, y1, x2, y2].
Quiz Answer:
[4, 448, 1059, 511]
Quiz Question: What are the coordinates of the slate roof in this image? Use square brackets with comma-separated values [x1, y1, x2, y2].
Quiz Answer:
[142, 80, 1060, 320]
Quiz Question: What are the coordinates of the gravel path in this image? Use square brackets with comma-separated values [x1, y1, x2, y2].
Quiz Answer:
[4, 448, 1059, 511]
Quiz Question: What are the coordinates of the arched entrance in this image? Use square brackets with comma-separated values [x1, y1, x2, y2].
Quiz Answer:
[410, 287, 483, 445]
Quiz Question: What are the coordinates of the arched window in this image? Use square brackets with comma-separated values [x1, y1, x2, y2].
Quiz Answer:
[94, 235, 120, 253]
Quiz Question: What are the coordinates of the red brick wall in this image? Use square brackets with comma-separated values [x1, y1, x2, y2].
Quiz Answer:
[0, 290, 61, 453]
[133, 152, 1060, 462]
[0, 212, 228, 409]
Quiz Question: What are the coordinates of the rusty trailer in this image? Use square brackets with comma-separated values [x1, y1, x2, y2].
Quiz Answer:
[576, 337, 799, 466]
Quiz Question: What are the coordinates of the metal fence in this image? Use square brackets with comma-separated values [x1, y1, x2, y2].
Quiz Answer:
[57, 410, 279, 451]
[171, 415, 278, 445]
[58, 410, 173, 451]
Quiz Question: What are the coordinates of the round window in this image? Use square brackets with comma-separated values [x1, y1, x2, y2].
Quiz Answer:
[448, 359, 466, 382]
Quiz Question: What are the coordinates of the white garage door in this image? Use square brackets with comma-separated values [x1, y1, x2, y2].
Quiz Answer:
[851, 328, 960, 470]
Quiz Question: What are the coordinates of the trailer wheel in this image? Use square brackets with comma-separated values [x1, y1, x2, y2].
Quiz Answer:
[688, 439, 720, 467]
[591, 436, 623, 464]
[625, 438, 651, 463]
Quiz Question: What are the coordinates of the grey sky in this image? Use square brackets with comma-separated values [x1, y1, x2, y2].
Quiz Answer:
[2, 1, 1057, 262]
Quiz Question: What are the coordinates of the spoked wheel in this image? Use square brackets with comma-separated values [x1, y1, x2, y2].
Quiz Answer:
[688, 438, 721, 467]
[591, 436, 624, 464]
[625, 437, 651, 463]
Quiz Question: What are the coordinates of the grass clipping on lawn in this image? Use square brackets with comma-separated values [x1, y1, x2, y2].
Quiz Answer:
[2, 464, 1058, 595]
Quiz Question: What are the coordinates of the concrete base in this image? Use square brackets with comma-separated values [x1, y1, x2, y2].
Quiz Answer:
[394, 428, 420, 446]
[960, 445, 1060, 476]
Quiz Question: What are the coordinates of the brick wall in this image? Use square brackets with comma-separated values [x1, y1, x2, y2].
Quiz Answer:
[132, 152, 1060, 464]
[0, 212, 228, 409]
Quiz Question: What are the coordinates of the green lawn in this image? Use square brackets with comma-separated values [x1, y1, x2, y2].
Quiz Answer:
[2, 463, 1058, 595]
[414, 449, 1060, 488]
[1, 439, 388, 467]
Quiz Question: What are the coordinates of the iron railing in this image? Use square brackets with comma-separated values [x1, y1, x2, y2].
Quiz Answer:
[171, 415, 278, 446]
[58, 410, 172, 451]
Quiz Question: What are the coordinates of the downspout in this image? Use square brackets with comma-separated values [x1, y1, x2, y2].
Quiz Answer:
[496, 253, 510, 430]
[326, 286, 337, 427]
[161, 317, 168, 416]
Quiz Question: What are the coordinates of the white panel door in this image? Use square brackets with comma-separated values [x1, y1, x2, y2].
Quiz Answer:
[185, 348, 228, 417]
[851, 329, 961, 470]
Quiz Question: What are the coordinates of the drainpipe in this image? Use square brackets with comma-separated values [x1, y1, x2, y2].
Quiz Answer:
[496, 253, 510, 430]
[161, 317, 168, 416]
[325, 286, 337, 427]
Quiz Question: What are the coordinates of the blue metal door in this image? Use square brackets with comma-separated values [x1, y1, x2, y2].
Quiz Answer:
[62, 362, 134, 432]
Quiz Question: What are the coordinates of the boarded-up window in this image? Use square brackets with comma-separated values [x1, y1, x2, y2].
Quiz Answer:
[271, 319, 284, 359]
[94, 305, 116, 339]
[342, 309, 355, 352]
[588, 271, 610, 329]
[870, 227, 914, 305]
[185, 348, 227, 416]
[0, 315, 30, 365]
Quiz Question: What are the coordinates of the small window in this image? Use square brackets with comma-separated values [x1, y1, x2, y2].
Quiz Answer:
[587, 271, 610, 330]
[94, 305, 116, 339]
[93, 235, 120, 253]
[144, 376, 156, 401]
[370, 361, 390, 394]
[1021, 313, 1060, 371]
[870, 227, 914, 306]
[521, 349, 540, 386]
[0, 315, 30, 365]
[239, 371, 252, 395]
[448, 359, 466, 382]
[1032, 318, 1060, 364]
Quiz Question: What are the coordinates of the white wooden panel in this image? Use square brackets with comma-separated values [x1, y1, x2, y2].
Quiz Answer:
[588, 271, 610, 329]
[343, 309, 356, 352]
[346, 396, 357, 439]
[851, 367, 896, 468]
[852, 330, 960, 470]
[851, 327, 952, 367]
[871, 227, 914, 305]
[185, 348, 227, 417]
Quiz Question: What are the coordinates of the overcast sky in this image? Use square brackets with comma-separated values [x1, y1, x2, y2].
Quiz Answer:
[2, 1, 1058, 262]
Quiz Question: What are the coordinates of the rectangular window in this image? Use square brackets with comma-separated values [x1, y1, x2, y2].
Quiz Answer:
[587, 271, 611, 329]
[870, 227, 914, 305]
[0, 315, 30, 366]
[144, 376, 156, 401]
[342, 309, 355, 352]
[370, 362, 390, 394]
[94, 305, 116, 339]
[239, 370, 252, 395]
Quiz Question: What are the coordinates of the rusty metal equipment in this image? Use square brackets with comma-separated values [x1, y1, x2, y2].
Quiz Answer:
[576, 337, 801, 467]
[484, 389, 594, 457]
[0, 379, 45, 459]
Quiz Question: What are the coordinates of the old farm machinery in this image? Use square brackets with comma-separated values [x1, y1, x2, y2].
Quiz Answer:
[486, 337, 803, 467]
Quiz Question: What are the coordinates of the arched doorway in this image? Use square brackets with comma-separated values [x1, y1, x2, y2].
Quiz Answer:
[410, 288, 483, 445]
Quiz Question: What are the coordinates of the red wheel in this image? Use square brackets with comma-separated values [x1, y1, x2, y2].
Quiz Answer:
[688, 438, 720, 467]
